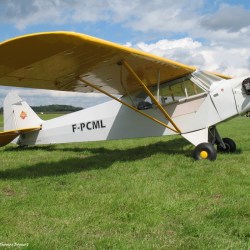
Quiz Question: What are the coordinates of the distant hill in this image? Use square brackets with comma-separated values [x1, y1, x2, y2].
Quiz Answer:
[31, 104, 83, 113]
[0, 105, 83, 113]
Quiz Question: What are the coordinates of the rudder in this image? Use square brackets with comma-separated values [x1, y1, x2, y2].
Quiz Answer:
[4, 93, 43, 131]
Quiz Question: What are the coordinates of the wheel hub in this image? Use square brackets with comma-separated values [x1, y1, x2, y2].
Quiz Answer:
[200, 150, 208, 159]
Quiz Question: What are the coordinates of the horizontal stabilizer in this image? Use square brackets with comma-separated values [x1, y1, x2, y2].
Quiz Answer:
[0, 127, 40, 147]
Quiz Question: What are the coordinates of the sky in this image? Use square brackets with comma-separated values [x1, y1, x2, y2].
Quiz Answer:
[1, 0, 250, 108]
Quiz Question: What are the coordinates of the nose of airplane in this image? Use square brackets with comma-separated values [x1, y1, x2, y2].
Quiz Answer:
[242, 78, 250, 94]
[232, 77, 250, 115]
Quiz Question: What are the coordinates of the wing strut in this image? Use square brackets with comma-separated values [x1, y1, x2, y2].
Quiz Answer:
[121, 60, 181, 133]
[78, 60, 181, 134]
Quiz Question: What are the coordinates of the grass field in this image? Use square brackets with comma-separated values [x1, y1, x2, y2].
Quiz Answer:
[0, 114, 250, 249]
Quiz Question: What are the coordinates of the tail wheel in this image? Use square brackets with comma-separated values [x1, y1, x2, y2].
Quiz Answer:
[217, 138, 236, 153]
[193, 143, 217, 161]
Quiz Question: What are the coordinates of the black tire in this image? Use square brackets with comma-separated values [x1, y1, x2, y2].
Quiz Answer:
[217, 138, 236, 153]
[193, 142, 217, 161]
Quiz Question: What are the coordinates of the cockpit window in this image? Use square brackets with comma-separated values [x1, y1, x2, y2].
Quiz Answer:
[150, 77, 205, 105]
[134, 74, 206, 108]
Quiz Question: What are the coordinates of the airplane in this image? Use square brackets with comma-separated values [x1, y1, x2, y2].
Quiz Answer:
[0, 31, 250, 161]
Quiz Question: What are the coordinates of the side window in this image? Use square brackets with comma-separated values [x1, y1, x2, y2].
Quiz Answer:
[183, 79, 204, 96]
[168, 83, 185, 100]
[161, 79, 205, 104]
[134, 77, 205, 109]
[159, 85, 176, 104]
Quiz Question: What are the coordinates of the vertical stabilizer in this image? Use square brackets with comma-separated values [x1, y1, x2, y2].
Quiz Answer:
[4, 93, 42, 131]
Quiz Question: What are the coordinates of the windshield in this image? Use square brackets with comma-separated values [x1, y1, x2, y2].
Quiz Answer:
[192, 70, 223, 89]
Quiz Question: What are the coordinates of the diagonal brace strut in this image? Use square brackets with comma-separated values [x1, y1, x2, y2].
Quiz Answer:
[121, 60, 181, 133]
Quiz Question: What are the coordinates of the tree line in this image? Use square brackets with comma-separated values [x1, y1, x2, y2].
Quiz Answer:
[0, 104, 83, 113]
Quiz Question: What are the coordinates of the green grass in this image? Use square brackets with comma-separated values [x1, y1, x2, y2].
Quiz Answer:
[0, 115, 250, 249]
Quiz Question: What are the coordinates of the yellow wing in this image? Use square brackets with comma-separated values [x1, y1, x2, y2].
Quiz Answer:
[0, 127, 40, 147]
[0, 31, 196, 95]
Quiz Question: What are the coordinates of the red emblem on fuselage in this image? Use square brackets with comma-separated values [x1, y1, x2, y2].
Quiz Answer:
[20, 111, 27, 120]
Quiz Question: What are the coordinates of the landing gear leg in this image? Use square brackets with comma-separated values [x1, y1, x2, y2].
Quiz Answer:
[209, 126, 237, 153]
[184, 127, 236, 160]
[217, 138, 237, 153]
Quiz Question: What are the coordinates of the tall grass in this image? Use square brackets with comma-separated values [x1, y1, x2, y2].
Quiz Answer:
[0, 116, 249, 249]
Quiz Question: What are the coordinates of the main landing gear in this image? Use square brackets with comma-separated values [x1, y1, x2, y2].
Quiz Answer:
[193, 127, 237, 161]
[193, 142, 217, 161]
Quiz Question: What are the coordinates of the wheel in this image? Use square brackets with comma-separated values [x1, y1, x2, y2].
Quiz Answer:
[217, 138, 236, 153]
[193, 142, 217, 161]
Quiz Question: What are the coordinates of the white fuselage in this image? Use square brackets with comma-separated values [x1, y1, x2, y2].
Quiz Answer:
[14, 73, 250, 147]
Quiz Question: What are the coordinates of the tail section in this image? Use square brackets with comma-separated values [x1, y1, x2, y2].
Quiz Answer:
[4, 93, 42, 131]
[0, 93, 42, 147]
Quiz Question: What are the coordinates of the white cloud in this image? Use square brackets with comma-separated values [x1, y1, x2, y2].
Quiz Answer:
[201, 4, 250, 32]
[121, 0, 201, 34]
[0, 87, 111, 108]
[0, 0, 61, 30]
[0, 0, 202, 33]
[0, 0, 111, 30]
[131, 38, 250, 77]
[1, 0, 250, 50]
